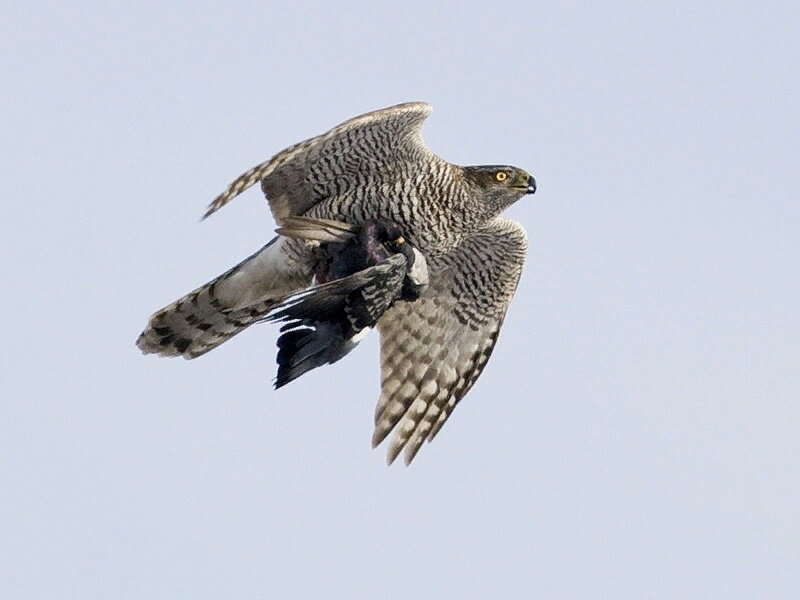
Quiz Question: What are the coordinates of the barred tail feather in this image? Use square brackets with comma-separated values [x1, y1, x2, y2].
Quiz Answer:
[137, 237, 313, 359]
[136, 278, 257, 359]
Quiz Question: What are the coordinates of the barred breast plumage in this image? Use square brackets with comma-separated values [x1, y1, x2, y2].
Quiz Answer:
[137, 101, 537, 464]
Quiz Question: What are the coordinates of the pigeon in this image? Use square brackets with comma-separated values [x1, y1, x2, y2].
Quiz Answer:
[264, 217, 428, 388]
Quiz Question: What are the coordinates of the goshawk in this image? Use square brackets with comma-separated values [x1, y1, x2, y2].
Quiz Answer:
[137, 102, 537, 464]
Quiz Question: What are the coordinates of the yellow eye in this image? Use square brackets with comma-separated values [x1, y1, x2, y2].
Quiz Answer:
[496, 172, 508, 182]
[394, 236, 405, 245]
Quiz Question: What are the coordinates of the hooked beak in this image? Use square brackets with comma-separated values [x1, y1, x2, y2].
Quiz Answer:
[526, 175, 537, 194]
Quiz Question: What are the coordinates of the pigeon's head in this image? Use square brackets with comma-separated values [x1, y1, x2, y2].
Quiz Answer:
[386, 233, 429, 301]
[360, 219, 406, 249]
[375, 221, 414, 259]
[378, 221, 406, 246]
[365, 220, 430, 301]
[463, 165, 536, 214]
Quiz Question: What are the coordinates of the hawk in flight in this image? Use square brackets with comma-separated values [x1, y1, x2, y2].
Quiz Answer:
[137, 102, 537, 464]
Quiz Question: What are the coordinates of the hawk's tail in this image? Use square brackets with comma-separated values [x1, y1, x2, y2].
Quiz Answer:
[136, 278, 263, 360]
[136, 237, 312, 359]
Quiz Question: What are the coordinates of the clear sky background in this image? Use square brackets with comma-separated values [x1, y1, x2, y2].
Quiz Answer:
[2, 2, 798, 598]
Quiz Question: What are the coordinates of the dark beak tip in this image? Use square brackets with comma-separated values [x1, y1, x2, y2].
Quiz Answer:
[526, 176, 537, 194]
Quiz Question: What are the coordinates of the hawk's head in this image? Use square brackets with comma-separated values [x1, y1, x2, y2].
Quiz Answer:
[463, 165, 536, 214]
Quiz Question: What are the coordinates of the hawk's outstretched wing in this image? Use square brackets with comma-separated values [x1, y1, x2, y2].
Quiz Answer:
[373, 218, 528, 465]
[203, 102, 435, 221]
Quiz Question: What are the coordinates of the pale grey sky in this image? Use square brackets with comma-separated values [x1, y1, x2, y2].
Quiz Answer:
[2, 2, 799, 598]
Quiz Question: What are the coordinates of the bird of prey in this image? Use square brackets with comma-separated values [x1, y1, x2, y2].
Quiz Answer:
[137, 101, 536, 464]
[265, 216, 429, 389]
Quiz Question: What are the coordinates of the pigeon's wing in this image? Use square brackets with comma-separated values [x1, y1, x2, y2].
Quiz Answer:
[264, 253, 409, 389]
[203, 102, 435, 221]
[263, 253, 409, 330]
[373, 218, 528, 465]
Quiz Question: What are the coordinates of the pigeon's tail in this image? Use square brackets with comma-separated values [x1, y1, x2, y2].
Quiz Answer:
[136, 237, 313, 359]
[267, 275, 373, 388]
[274, 322, 354, 388]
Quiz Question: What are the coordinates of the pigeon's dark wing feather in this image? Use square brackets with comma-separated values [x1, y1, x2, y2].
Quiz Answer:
[264, 253, 409, 329]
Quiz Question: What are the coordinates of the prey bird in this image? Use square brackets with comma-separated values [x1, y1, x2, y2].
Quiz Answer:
[137, 102, 537, 464]
[264, 216, 428, 389]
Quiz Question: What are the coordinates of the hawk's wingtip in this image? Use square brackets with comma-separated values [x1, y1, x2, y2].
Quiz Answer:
[386, 442, 403, 465]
